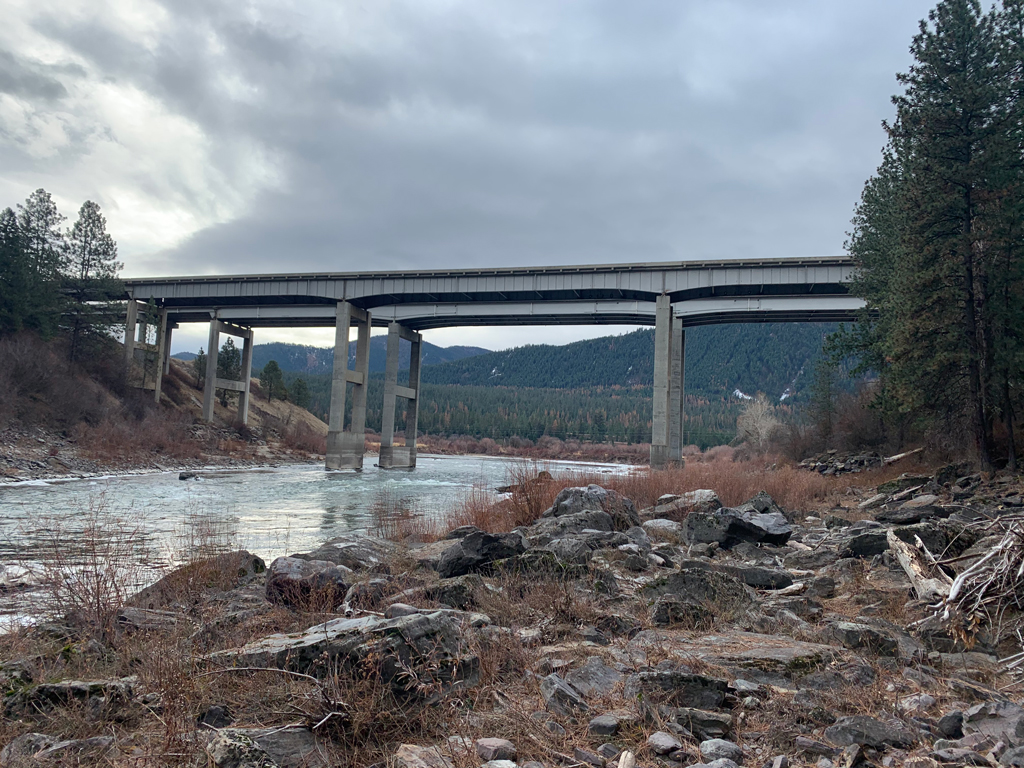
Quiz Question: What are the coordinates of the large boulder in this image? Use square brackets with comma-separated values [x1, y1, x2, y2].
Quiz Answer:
[542, 485, 640, 531]
[206, 727, 325, 768]
[436, 531, 526, 578]
[265, 556, 351, 610]
[0, 734, 114, 767]
[642, 490, 722, 522]
[623, 670, 728, 710]
[292, 535, 397, 572]
[642, 568, 757, 619]
[208, 611, 479, 699]
[823, 715, 915, 748]
[129, 550, 266, 609]
[683, 494, 792, 548]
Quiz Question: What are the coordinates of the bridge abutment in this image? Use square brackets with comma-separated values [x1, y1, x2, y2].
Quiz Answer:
[379, 321, 422, 469]
[326, 302, 372, 471]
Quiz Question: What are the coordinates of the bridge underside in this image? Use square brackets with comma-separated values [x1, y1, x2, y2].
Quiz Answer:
[123, 258, 862, 469]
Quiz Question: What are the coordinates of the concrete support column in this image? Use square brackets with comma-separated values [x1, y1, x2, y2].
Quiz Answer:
[326, 302, 372, 471]
[238, 331, 253, 425]
[202, 320, 220, 422]
[202, 319, 253, 424]
[124, 300, 139, 369]
[163, 324, 174, 375]
[153, 307, 168, 404]
[669, 324, 685, 461]
[379, 321, 421, 469]
[651, 294, 673, 469]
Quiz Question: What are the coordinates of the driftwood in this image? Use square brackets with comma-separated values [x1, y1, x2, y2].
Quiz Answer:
[887, 530, 952, 601]
[883, 447, 925, 466]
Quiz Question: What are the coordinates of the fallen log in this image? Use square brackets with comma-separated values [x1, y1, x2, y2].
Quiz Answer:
[887, 530, 952, 602]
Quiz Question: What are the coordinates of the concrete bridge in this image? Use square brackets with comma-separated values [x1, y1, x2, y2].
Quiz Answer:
[122, 257, 862, 469]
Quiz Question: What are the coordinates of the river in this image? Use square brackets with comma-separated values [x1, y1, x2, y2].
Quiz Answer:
[0, 455, 632, 624]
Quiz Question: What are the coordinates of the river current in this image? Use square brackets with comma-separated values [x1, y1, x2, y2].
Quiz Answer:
[0, 455, 630, 624]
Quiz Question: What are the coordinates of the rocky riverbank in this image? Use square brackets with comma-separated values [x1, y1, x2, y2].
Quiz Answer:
[1, 465, 1023, 767]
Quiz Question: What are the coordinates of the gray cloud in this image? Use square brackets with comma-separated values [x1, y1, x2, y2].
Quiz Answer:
[4, 0, 935, 279]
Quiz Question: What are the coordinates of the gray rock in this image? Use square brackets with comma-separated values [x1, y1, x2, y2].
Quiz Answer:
[651, 594, 712, 627]
[4, 678, 133, 718]
[129, 550, 266, 609]
[716, 564, 794, 590]
[475, 738, 516, 762]
[207, 731, 278, 768]
[294, 535, 397, 572]
[481, 762, 517, 768]
[208, 612, 478, 698]
[668, 708, 732, 740]
[342, 578, 395, 610]
[1001, 746, 1024, 766]
[574, 746, 606, 766]
[840, 531, 889, 558]
[589, 714, 621, 736]
[826, 621, 899, 657]
[547, 536, 594, 565]
[210, 727, 325, 768]
[385, 603, 420, 618]
[823, 715, 915, 748]
[964, 701, 1024, 747]
[543, 485, 640, 531]
[436, 531, 526, 577]
[1, 734, 58, 767]
[624, 670, 728, 710]
[700, 739, 743, 763]
[265, 556, 351, 609]
[540, 674, 589, 717]
[648, 731, 683, 755]
[393, 744, 452, 768]
[643, 519, 684, 541]
[566, 657, 624, 698]
[939, 711, 965, 739]
[683, 496, 792, 548]
[642, 568, 755, 615]
[691, 760, 739, 768]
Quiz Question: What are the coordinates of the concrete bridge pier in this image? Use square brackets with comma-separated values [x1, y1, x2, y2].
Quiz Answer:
[326, 302, 372, 471]
[202, 319, 254, 424]
[379, 321, 422, 469]
[651, 295, 685, 469]
[124, 300, 169, 402]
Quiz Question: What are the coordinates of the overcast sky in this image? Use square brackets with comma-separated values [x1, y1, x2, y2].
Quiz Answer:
[1, 0, 934, 352]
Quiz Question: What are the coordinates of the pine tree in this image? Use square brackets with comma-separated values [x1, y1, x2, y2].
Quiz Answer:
[291, 378, 310, 409]
[261, 360, 287, 401]
[193, 347, 207, 388]
[16, 189, 66, 336]
[217, 338, 242, 406]
[0, 208, 29, 336]
[64, 201, 123, 362]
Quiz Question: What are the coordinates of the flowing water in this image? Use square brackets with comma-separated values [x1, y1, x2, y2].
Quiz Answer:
[0, 455, 631, 624]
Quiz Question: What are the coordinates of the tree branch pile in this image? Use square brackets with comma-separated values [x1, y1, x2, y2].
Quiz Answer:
[935, 514, 1024, 651]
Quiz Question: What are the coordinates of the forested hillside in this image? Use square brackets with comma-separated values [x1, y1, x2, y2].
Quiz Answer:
[234, 339, 489, 375]
[419, 323, 834, 397]
[280, 372, 748, 448]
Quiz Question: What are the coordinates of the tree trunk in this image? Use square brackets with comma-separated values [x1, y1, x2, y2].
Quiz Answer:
[962, 190, 993, 470]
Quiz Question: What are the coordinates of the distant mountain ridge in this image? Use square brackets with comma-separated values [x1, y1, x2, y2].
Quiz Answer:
[173, 339, 489, 375]
[416, 324, 835, 400]
[174, 323, 834, 401]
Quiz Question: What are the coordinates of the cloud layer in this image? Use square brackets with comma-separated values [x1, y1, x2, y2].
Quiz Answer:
[0, 0, 935, 350]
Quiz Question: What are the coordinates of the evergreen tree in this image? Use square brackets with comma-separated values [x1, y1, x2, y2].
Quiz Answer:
[809, 358, 839, 446]
[217, 338, 241, 406]
[64, 201, 123, 362]
[0, 208, 29, 335]
[16, 189, 66, 336]
[193, 347, 207, 388]
[291, 378, 310, 409]
[260, 360, 287, 401]
[837, 0, 1024, 468]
